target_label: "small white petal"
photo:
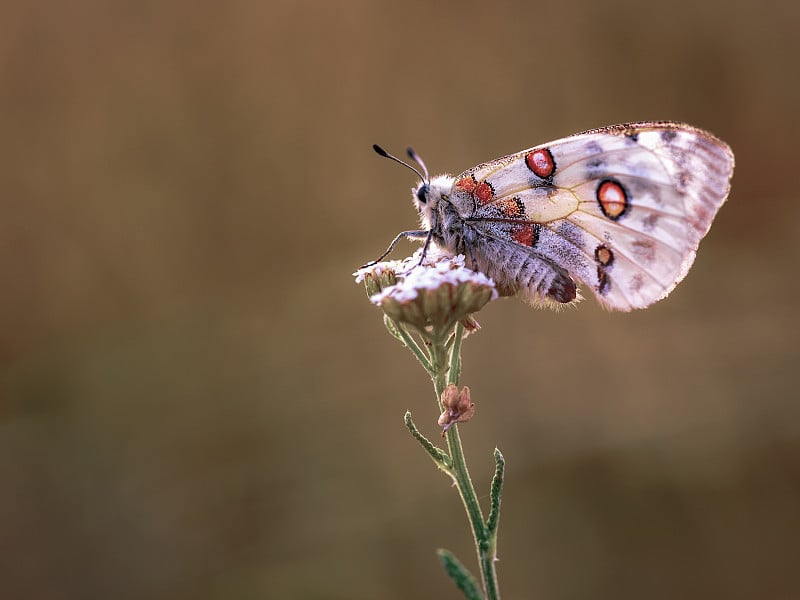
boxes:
[364,250,498,306]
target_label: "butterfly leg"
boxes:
[416,230,435,266]
[361,230,430,268]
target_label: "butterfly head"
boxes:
[412,175,453,227]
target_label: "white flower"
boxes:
[355,249,497,334]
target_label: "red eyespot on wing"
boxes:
[525,148,556,179]
[594,244,615,295]
[595,244,614,266]
[596,179,629,220]
[511,224,539,247]
[497,197,525,218]
[474,181,494,205]
[455,176,477,193]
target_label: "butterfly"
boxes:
[368,121,734,311]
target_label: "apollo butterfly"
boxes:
[368,122,734,311]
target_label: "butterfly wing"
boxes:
[451,122,734,310]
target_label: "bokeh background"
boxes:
[1,1,798,599]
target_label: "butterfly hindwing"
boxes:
[451,122,734,310]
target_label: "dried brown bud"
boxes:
[438,384,475,435]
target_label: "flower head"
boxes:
[355,249,497,336]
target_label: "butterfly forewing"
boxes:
[452,122,734,310]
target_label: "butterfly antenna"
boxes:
[406,147,429,183]
[373,144,427,182]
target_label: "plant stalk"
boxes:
[429,324,500,600]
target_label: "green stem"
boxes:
[445,422,499,600]
[430,325,500,600]
[448,323,464,386]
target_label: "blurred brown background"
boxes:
[1,1,798,599]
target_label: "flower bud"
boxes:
[438,384,475,434]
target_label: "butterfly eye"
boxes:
[416,184,429,204]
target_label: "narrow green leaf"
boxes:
[437,548,483,600]
[385,316,433,373]
[404,411,452,469]
[486,448,505,535]
[383,314,405,342]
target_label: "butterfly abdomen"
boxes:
[468,233,577,305]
